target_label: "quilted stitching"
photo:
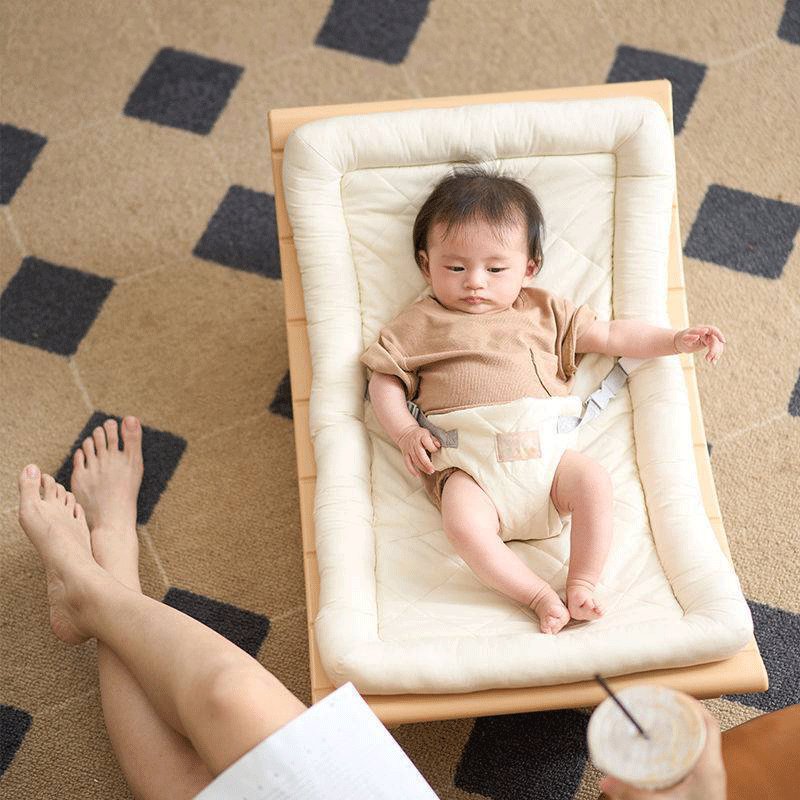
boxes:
[283,97,753,693]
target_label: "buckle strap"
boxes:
[408,357,644,441]
[556,357,644,434]
[407,401,459,448]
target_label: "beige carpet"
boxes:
[1,1,798,798]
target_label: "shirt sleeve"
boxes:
[555,297,598,381]
[360,325,419,401]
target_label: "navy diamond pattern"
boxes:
[0,123,47,204]
[269,370,293,419]
[193,186,280,277]
[3,5,800,799]
[124,47,243,135]
[725,599,800,712]
[316,0,431,65]
[684,185,800,279]
[0,257,114,356]
[455,709,589,799]
[163,587,270,658]
[778,0,800,43]
[606,45,706,134]
[789,371,800,416]
[54,412,187,525]
[0,704,32,776]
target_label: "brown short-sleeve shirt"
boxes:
[360,287,598,509]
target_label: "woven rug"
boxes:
[2,1,798,797]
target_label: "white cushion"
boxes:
[282,97,753,694]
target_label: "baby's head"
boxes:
[413,166,545,314]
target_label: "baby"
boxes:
[361,167,725,634]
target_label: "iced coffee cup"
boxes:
[587,685,707,791]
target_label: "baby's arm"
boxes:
[369,372,419,443]
[577,321,726,364]
[368,372,440,477]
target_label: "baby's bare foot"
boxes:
[529,586,571,635]
[566,582,603,621]
[70,417,143,578]
[17,465,98,645]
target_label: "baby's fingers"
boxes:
[703,324,726,344]
[415,443,435,474]
[706,336,725,364]
[404,453,420,478]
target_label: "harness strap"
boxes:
[556,356,644,434]
[406,401,459,448]
[406,356,644,445]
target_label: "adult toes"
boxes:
[18,465,42,511]
[42,473,57,501]
[103,418,119,450]
[72,447,85,471]
[82,435,96,463]
[65,491,76,511]
[92,426,107,457]
[120,416,143,459]
[55,483,66,503]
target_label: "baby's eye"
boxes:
[488,267,507,273]
[446,266,465,272]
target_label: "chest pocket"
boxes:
[530,350,567,397]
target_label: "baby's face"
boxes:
[418,217,539,314]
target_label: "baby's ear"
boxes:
[527,258,541,277]
[417,250,431,278]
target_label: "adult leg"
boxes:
[440,469,570,634]
[17,463,307,782]
[72,417,214,799]
[550,449,613,620]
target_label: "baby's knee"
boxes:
[575,457,612,499]
[553,451,612,511]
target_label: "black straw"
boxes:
[594,674,650,740]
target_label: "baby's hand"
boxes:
[674,325,726,365]
[396,424,441,478]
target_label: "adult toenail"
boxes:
[126,417,139,430]
[26,465,39,478]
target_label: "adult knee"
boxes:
[202,663,271,727]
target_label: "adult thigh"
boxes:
[193,665,308,777]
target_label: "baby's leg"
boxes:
[441,469,570,635]
[550,449,613,621]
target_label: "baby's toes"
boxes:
[569,593,602,621]
[540,605,569,634]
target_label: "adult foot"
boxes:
[70,417,143,578]
[529,586,571,635]
[566,582,603,621]
[17,465,98,645]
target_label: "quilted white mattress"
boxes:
[281,97,753,694]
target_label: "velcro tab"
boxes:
[495,430,541,462]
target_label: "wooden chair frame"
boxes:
[268,79,768,725]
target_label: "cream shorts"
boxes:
[194,682,439,800]
[427,395,582,542]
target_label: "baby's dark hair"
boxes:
[412,165,545,271]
